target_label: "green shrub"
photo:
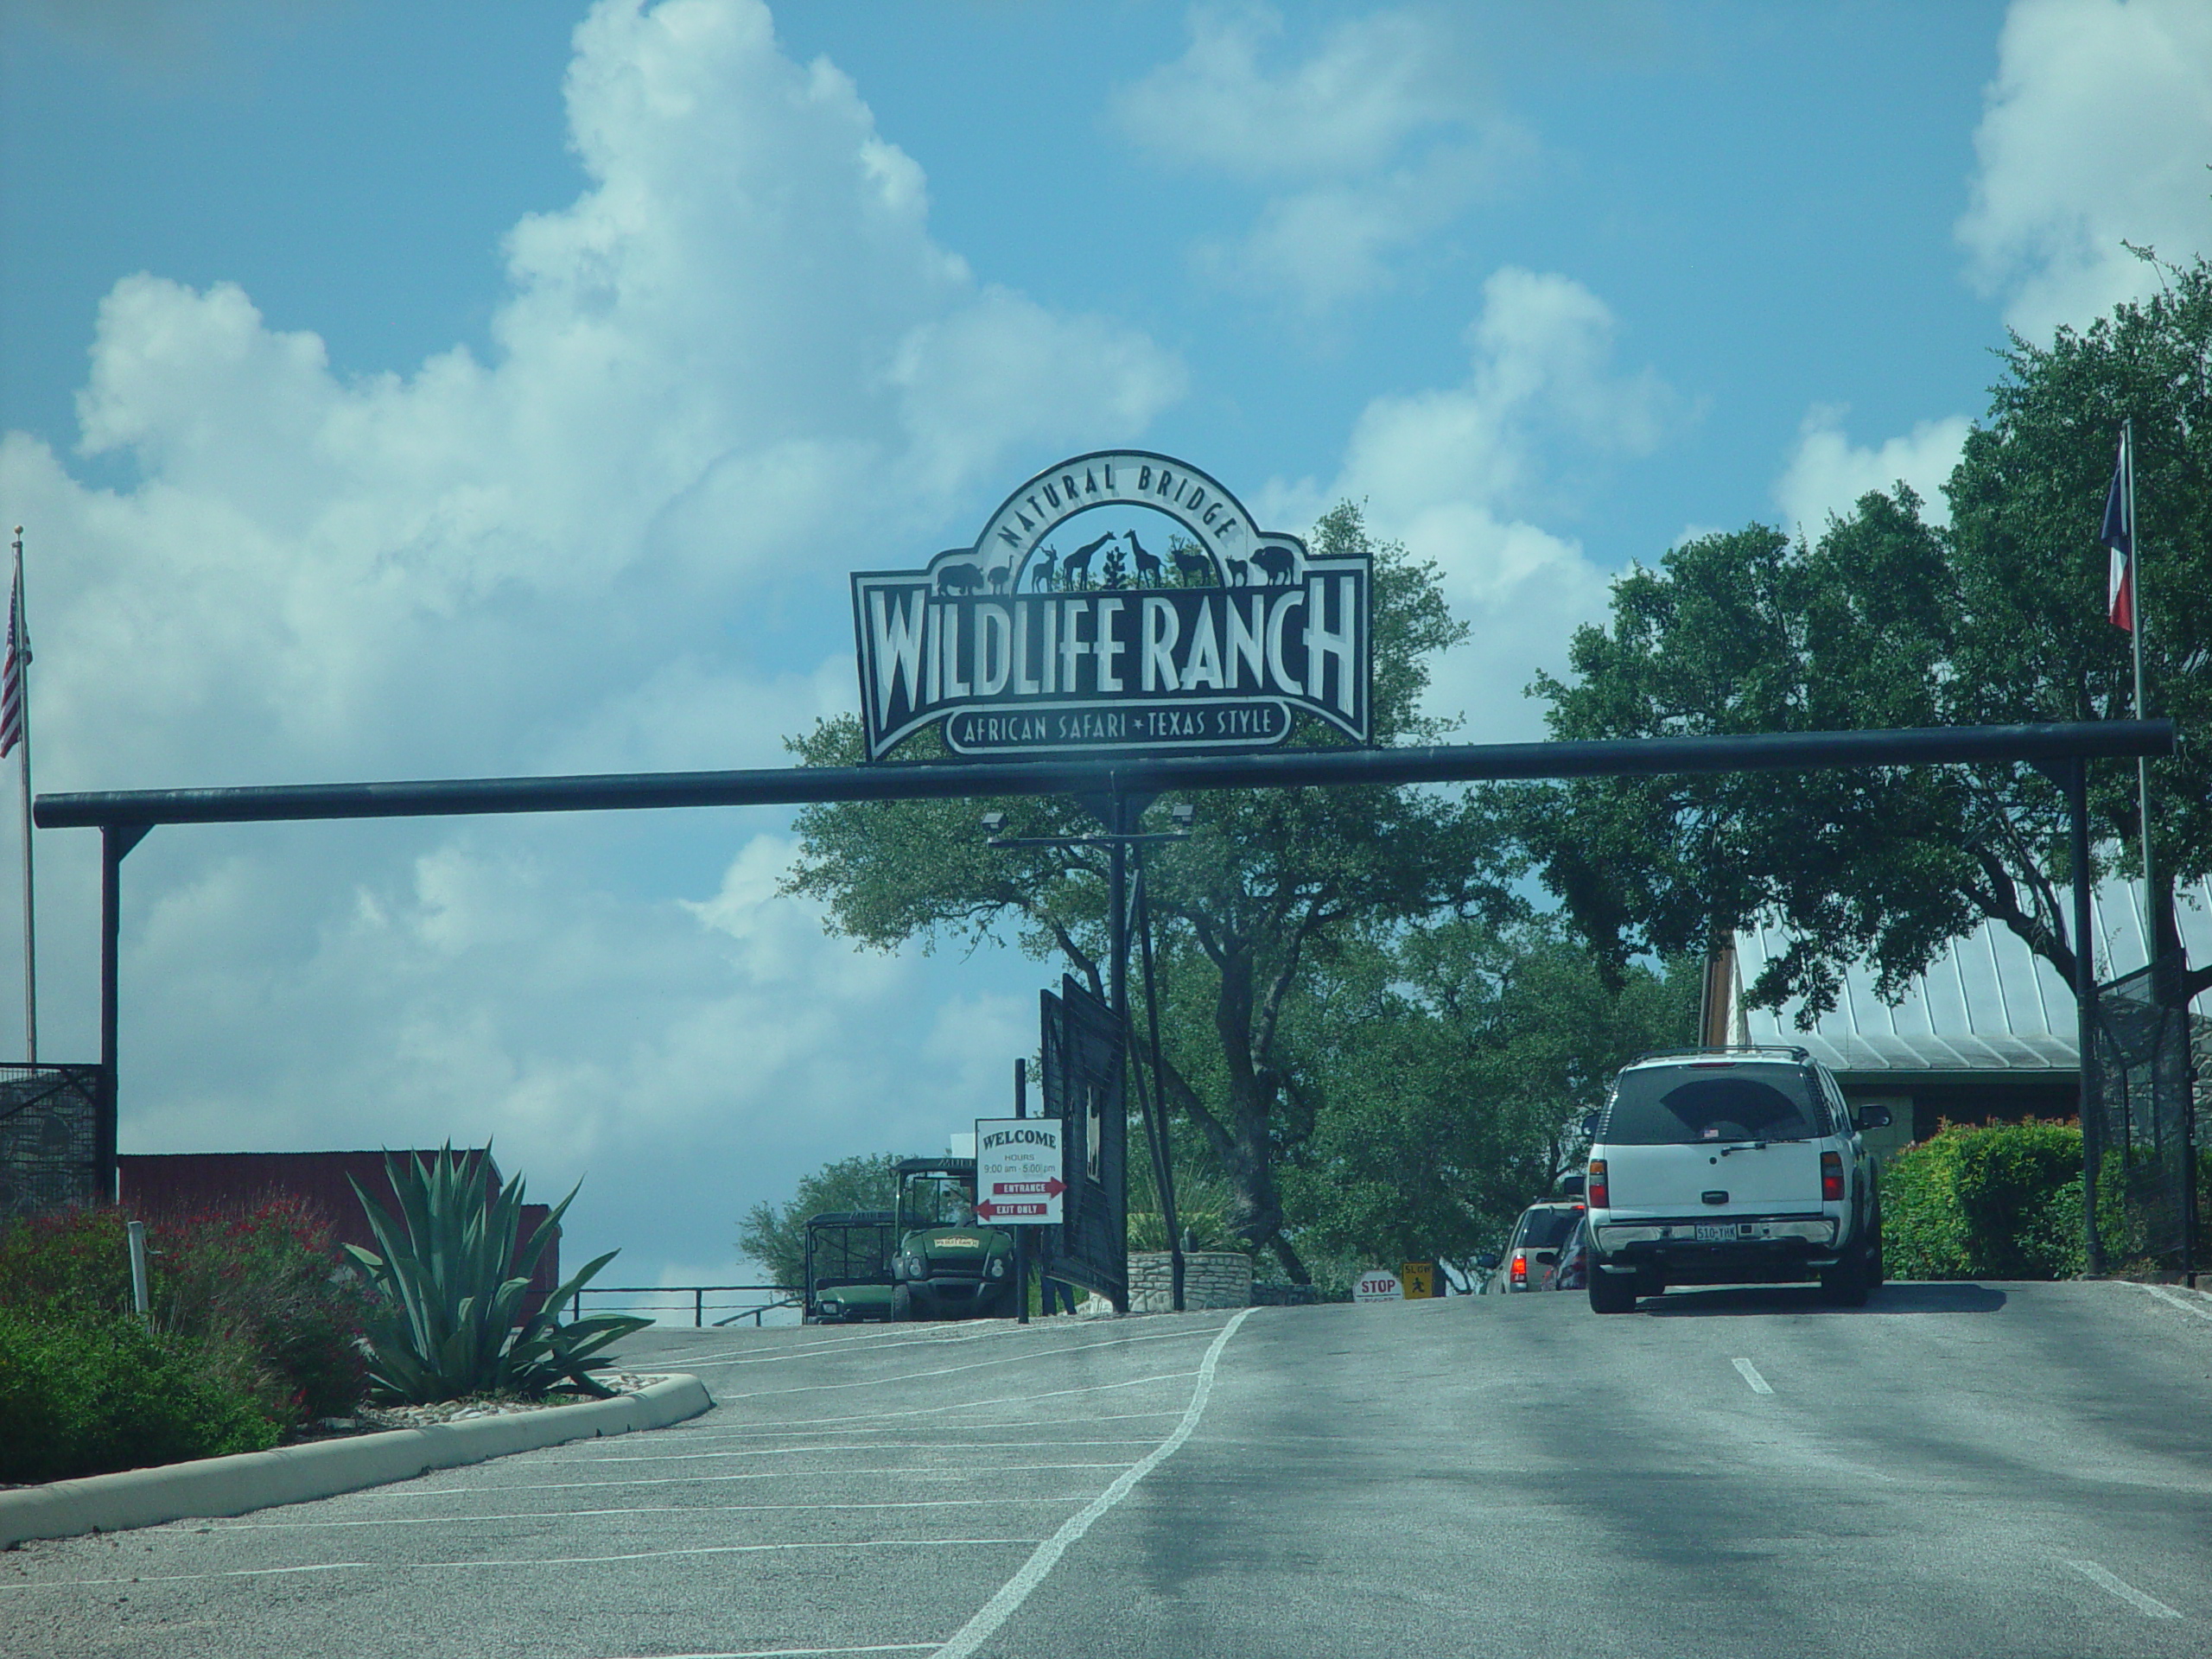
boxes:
[0,1198,372,1431]
[1881,1121,2088,1281]
[0,1308,280,1482]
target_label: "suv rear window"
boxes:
[1602,1064,1826,1146]
[1516,1207,1582,1249]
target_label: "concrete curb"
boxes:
[0,1372,713,1549]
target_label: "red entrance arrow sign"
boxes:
[990,1178,1067,1198]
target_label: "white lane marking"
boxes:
[645,1410,1183,1444]
[0,1538,1041,1593]
[534,1438,1160,1467]
[1732,1358,1774,1395]
[599,1645,939,1658]
[383,1462,1136,1497]
[672,1326,1009,1367]
[715,1325,1221,1401]
[2065,1560,2183,1618]
[931,1307,1253,1659]
[183,1496,1094,1531]
[2133,1283,2212,1325]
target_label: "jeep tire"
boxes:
[891,1283,914,1322]
[1820,1248,1871,1307]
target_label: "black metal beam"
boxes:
[32,720,2178,832]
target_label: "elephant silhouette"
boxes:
[1170,545,1214,582]
[1127,531,1163,586]
[1224,557,1249,587]
[987,563,1010,593]
[938,562,984,595]
[1060,531,1116,587]
[1251,545,1295,585]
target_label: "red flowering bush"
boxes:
[0,1197,372,1445]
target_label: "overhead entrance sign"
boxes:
[853,451,1370,761]
[973,1117,1065,1224]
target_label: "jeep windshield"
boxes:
[1602,1065,1826,1145]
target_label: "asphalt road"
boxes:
[3,1279,2208,1657]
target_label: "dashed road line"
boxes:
[1731,1357,1774,1395]
[2065,1560,2183,1618]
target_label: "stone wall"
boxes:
[1128,1249,1253,1313]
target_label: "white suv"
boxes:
[1582,1046,1887,1313]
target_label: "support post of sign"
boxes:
[1012,1056,1029,1325]
[1134,852,1184,1312]
[97,822,149,1203]
[1106,785,1131,1314]
[2067,758,2104,1276]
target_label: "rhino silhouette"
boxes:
[1251,545,1295,585]
[938,562,985,595]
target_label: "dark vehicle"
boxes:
[1482,1201,1587,1293]
[890,1157,1019,1319]
[803,1209,897,1324]
[1584,1046,1887,1312]
[1550,1216,1590,1291]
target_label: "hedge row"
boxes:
[1881,1119,2212,1281]
[0,1198,372,1481]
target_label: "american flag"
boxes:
[2100,432,2133,632]
[0,541,26,760]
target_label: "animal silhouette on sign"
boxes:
[1029,548,1058,590]
[1170,545,1214,583]
[1251,545,1295,585]
[938,562,984,595]
[987,563,1010,593]
[1224,557,1249,587]
[1127,531,1163,586]
[1059,531,1116,587]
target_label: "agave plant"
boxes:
[346,1145,649,1404]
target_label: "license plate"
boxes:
[1694,1224,1737,1242]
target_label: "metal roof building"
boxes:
[1722,877,2211,1151]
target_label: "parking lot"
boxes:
[3,1281,2208,1657]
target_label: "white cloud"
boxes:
[1116,4,1532,312]
[1287,267,1676,737]
[0,0,1182,1280]
[1772,405,1971,534]
[1958,0,2212,339]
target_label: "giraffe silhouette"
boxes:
[1060,531,1116,587]
[1127,530,1163,586]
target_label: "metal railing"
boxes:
[569,1283,800,1328]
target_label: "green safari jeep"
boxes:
[803,1209,898,1324]
[890,1157,1019,1320]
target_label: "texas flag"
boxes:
[2100,434,2133,632]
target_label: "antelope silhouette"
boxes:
[1029,548,1058,590]
[1127,531,1163,586]
[1170,545,1213,582]
[1252,545,1295,585]
[1060,531,1116,587]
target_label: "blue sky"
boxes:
[2,0,2207,1287]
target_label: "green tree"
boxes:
[1525,253,2212,1012]
[739,1152,908,1290]
[1277,918,1698,1277]
[783,505,1513,1281]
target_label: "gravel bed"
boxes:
[305,1371,666,1436]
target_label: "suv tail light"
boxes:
[1510,1249,1529,1287]
[1587,1159,1609,1209]
[1821,1150,1845,1202]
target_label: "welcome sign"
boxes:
[852,451,1370,760]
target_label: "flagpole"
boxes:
[10,528,33,1064]
[2121,421,2158,970]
